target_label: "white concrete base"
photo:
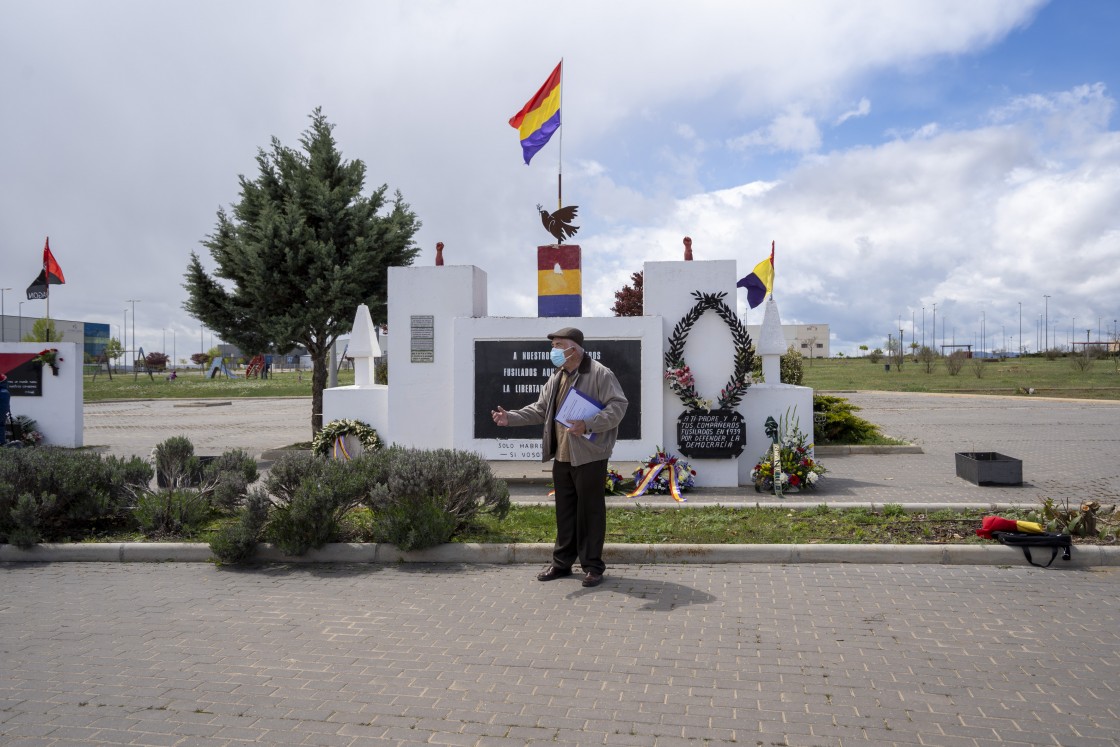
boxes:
[321,384,388,437]
[1,341,82,447]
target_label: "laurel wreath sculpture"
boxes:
[312,418,383,457]
[665,291,755,412]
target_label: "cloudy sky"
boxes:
[2,0,1119,357]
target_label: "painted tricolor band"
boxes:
[537,245,581,317]
[509,62,562,165]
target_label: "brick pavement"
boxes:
[1,562,1118,747]
[11,393,1120,746]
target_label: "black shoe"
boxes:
[581,572,604,587]
[537,565,572,582]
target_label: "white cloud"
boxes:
[727,109,823,154]
[0,0,1079,358]
[835,97,872,125]
[587,85,1120,353]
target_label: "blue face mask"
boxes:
[550,347,568,367]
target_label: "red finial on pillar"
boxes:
[683,236,693,261]
[435,241,444,266]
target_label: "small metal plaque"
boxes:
[410,315,434,363]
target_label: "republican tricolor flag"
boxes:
[26,237,66,300]
[737,241,774,309]
[509,61,562,165]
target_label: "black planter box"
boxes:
[955,452,1022,486]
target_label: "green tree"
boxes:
[103,337,123,363]
[21,318,58,342]
[183,109,420,433]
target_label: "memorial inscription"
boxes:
[676,409,746,458]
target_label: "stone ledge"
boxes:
[815,444,922,455]
[3,541,1116,567]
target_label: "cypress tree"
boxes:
[184,108,420,434]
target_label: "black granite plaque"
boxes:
[676,409,746,458]
[2,359,43,397]
[474,339,641,440]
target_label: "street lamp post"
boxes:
[1043,295,1050,352]
[922,306,926,350]
[127,299,141,372]
[932,303,937,355]
[0,288,11,342]
[1071,317,1076,351]
[1018,301,1022,355]
[18,301,25,339]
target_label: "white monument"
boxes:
[323,259,814,487]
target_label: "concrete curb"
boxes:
[2,542,1117,567]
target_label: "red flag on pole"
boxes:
[27,237,65,300]
[44,237,65,284]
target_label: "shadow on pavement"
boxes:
[571,575,717,611]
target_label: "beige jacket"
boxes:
[505,352,628,466]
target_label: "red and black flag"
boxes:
[26,237,66,300]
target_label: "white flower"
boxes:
[807,471,819,484]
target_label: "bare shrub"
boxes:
[945,351,965,376]
[1071,353,1094,372]
[918,346,935,373]
[970,356,985,378]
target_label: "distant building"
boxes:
[0,314,110,361]
[745,323,830,359]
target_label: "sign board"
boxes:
[0,355,43,397]
[473,339,642,440]
[676,409,746,458]
[410,315,434,363]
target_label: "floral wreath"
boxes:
[628,447,696,503]
[665,291,754,412]
[312,418,382,458]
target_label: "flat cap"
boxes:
[546,327,584,347]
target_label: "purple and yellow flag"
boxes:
[509,61,562,165]
[737,241,774,309]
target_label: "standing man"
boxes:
[492,328,628,587]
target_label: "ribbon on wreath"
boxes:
[627,463,686,503]
[333,435,352,461]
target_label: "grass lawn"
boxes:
[82,355,1119,403]
[802,355,1120,399]
[83,367,351,401]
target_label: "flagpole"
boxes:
[771,240,776,301]
[44,237,51,342]
[557,58,564,212]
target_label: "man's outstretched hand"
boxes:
[491,406,509,427]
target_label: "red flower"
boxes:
[789,474,801,487]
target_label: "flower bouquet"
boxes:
[630,446,696,502]
[34,348,62,375]
[605,465,628,495]
[664,363,713,412]
[751,409,826,494]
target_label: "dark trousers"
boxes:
[551,459,608,575]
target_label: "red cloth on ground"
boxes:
[976,516,1018,539]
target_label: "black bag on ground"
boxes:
[991,531,1072,568]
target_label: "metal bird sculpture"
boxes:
[537,204,580,244]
